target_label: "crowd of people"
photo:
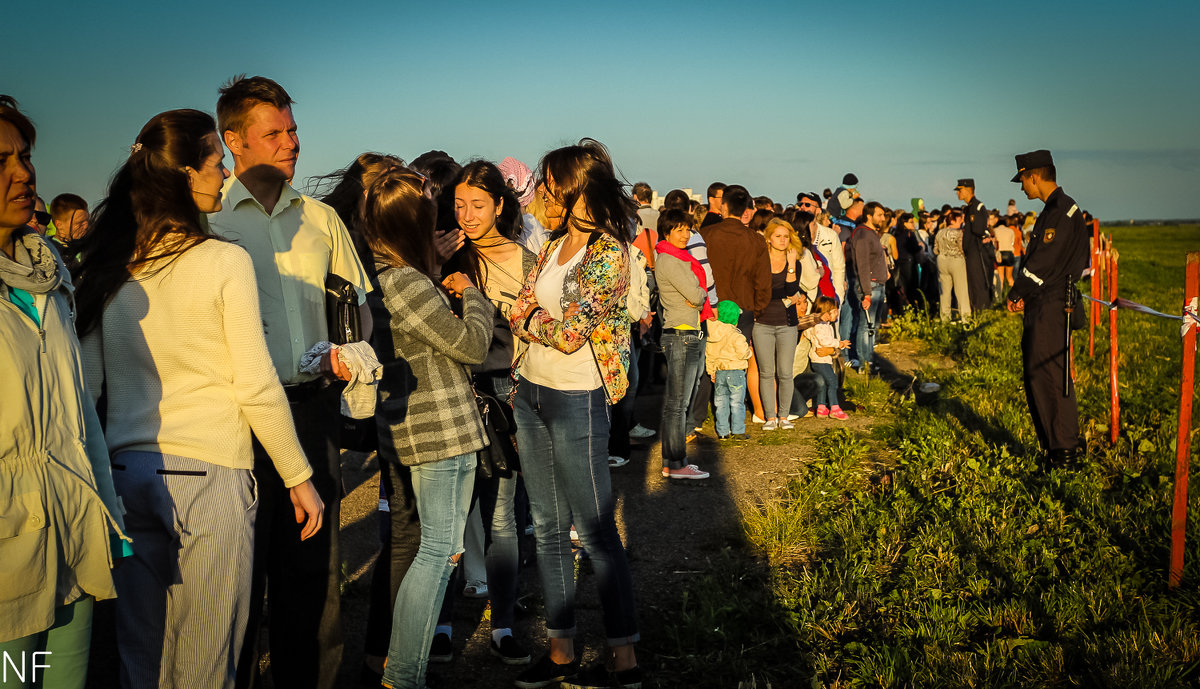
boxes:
[1,75,1083,689]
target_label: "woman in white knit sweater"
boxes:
[74,109,323,689]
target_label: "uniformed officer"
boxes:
[955,178,993,312]
[1005,150,1089,464]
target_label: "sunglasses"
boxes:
[33,210,51,225]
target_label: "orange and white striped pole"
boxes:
[1169,251,1199,588]
[1109,249,1119,445]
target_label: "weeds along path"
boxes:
[698,301,1200,689]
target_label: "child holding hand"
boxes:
[806,296,851,420]
[706,300,754,439]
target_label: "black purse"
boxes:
[325,273,360,345]
[325,274,378,452]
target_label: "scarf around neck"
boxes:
[0,228,63,295]
[655,239,714,321]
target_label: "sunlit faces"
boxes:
[867,207,886,230]
[768,226,790,251]
[665,222,691,249]
[226,104,299,181]
[797,197,820,214]
[1020,172,1038,200]
[186,132,230,214]
[454,183,502,241]
[0,120,36,232]
[821,308,838,322]
[955,186,971,202]
[539,178,566,221]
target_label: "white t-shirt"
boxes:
[993,225,1016,253]
[522,241,603,391]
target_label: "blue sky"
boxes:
[10,0,1200,221]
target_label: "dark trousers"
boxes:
[964,242,993,312]
[238,387,343,689]
[363,449,421,658]
[1022,297,1080,451]
[609,328,640,459]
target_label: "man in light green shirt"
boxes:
[207,75,369,689]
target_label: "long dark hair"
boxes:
[312,152,406,231]
[539,138,635,244]
[442,160,522,287]
[359,167,439,283]
[75,109,220,336]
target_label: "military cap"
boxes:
[953,178,975,190]
[1011,149,1054,182]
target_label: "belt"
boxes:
[283,378,328,403]
[662,326,707,335]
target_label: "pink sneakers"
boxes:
[667,464,710,480]
[830,406,849,420]
[816,405,829,418]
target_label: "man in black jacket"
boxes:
[1006,150,1089,465]
[956,178,993,312]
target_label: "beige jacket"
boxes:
[705,319,752,377]
[1,235,128,642]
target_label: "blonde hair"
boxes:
[763,218,804,255]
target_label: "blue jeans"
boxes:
[382,452,475,689]
[836,292,854,362]
[851,281,887,367]
[513,382,639,645]
[713,369,747,436]
[812,362,839,407]
[661,329,704,469]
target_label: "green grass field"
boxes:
[666,225,1200,688]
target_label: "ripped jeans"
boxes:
[381,452,475,689]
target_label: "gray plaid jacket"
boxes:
[372,264,492,465]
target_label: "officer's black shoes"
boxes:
[1041,447,1082,468]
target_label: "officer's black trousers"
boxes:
[1021,297,1080,451]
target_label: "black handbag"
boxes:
[325,274,378,452]
[474,380,520,479]
[325,273,360,345]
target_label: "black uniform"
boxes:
[1007,186,1089,452]
[963,196,992,312]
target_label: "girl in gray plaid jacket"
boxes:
[361,166,494,689]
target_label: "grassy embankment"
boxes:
[665,225,1200,688]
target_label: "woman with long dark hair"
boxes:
[73,108,323,688]
[363,167,493,689]
[0,95,128,689]
[508,139,642,689]
[427,160,537,664]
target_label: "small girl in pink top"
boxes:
[805,296,850,419]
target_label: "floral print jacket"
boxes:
[509,231,631,403]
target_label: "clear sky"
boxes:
[10,0,1200,221]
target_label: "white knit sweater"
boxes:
[82,240,312,487]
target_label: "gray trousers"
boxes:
[752,323,799,419]
[111,452,257,689]
[938,255,972,322]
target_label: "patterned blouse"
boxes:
[509,231,632,403]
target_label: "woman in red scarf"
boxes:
[653,210,711,480]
